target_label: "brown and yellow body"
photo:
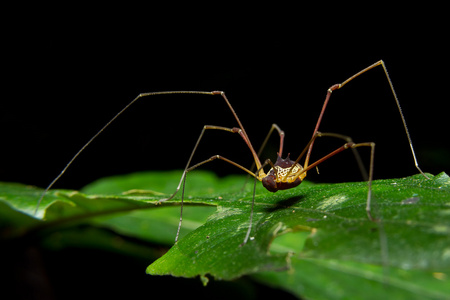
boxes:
[261,155,306,192]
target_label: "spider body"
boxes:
[261,154,305,192]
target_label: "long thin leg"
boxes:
[287,131,367,183]
[177,152,268,245]
[239,124,285,238]
[257,124,285,158]
[302,132,369,181]
[304,60,428,179]
[175,153,256,242]
[295,135,376,220]
[212,91,263,173]
[157,124,258,242]
[246,123,284,177]
[160,125,258,205]
[241,159,272,246]
[35,91,215,214]
[295,132,389,267]
[35,91,263,215]
[34,89,265,245]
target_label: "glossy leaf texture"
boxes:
[1,171,449,299]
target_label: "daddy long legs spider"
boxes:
[35,60,428,246]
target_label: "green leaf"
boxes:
[146,172,450,298]
[1,171,450,299]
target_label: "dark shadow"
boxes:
[264,195,306,213]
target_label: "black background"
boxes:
[4,31,449,189]
[2,7,450,299]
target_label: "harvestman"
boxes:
[35,60,428,245]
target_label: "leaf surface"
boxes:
[1,171,449,298]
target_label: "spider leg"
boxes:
[306,132,369,180]
[295,136,376,220]
[304,60,428,179]
[244,124,284,186]
[241,158,273,246]
[257,124,285,159]
[159,124,262,243]
[35,91,215,215]
[35,91,264,215]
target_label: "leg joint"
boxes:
[211,91,224,95]
[327,83,342,93]
[345,142,356,148]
